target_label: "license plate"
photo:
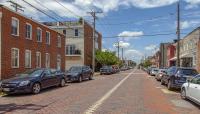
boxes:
[3,88,10,92]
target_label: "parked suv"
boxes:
[161,66,198,90]
[181,75,200,106]
[66,66,93,82]
[100,66,114,75]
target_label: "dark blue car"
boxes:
[0,69,67,94]
[161,66,198,90]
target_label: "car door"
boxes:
[50,70,61,86]
[188,76,200,101]
[41,69,52,88]
[82,67,88,79]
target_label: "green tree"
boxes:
[141,59,152,68]
[96,50,119,66]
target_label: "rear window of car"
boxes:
[179,69,198,76]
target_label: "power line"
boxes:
[34,0,66,21]
[53,0,82,18]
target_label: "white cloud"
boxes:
[118,31,144,37]
[145,44,157,51]
[180,20,200,29]
[124,49,143,60]
[118,31,144,41]
[113,41,130,48]
[0,0,181,21]
[184,0,200,9]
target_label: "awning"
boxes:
[169,57,177,61]
[180,53,193,58]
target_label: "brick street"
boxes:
[0,69,199,114]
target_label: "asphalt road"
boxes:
[0,69,199,114]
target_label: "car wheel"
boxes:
[60,79,65,87]
[89,74,93,80]
[167,80,173,90]
[78,76,82,82]
[181,88,187,99]
[161,79,165,85]
[32,83,41,94]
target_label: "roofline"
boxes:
[0,5,65,37]
[181,26,200,40]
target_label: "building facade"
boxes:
[44,20,102,70]
[179,27,200,69]
[0,6,65,80]
[159,43,170,68]
[167,44,176,67]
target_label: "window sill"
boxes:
[11,34,19,37]
[11,66,19,69]
[26,38,32,40]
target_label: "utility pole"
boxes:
[87,11,103,73]
[118,41,120,59]
[7,0,24,12]
[176,0,180,67]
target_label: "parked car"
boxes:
[112,66,120,73]
[66,66,93,82]
[120,66,128,71]
[181,75,200,105]
[150,68,159,76]
[147,66,156,74]
[100,66,114,75]
[0,69,67,94]
[161,66,198,90]
[155,69,167,81]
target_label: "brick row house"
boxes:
[0,5,65,80]
[152,27,200,72]
[44,20,102,70]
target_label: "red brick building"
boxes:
[167,44,176,67]
[0,6,65,80]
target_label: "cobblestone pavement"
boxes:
[0,69,199,114]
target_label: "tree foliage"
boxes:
[141,59,152,68]
[96,50,119,65]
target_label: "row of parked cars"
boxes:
[0,66,93,95]
[100,65,132,75]
[145,66,200,106]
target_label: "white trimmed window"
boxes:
[57,54,61,70]
[11,17,19,36]
[11,48,19,68]
[57,35,61,48]
[25,50,31,68]
[46,31,50,45]
[45,53,50,68]
[36,52,41,68]
[37,28,42,42]
[25,23,32,39]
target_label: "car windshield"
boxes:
[16,69,44,77]
[69,67,82,72]
[102,66,111,69]
[180,69,198,76]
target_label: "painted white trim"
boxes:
[11,17,19,36]
[25,23,32,40]
[46,31,50,45]
[36,51,41,68]
[25,50,32,68]
[11,48,19,68]
[57,35,61,48]
[45,53,50,68]
[36,27,42,42]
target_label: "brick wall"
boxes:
[84,22,102,68]
[0,7,65,79]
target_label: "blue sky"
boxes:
[1,0,200,62]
